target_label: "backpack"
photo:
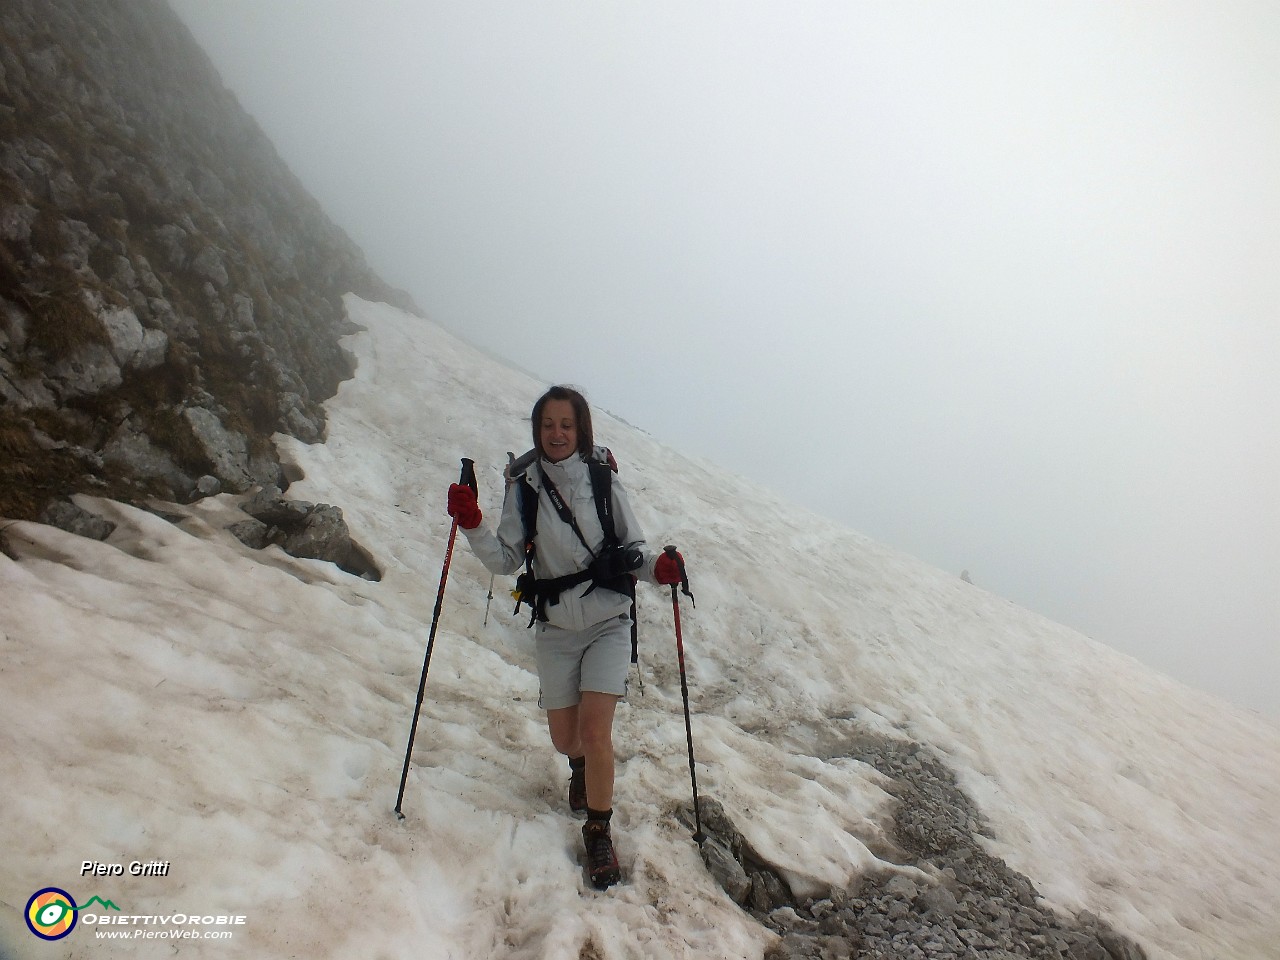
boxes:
[509,446,641,663]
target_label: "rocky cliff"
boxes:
[0,0,417,522]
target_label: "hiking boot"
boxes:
[568,757,587,814]
[582,819,621,890]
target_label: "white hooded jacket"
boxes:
[463,453,660,632]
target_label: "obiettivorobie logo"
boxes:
[25,887,246,942]
[25,888,121,941]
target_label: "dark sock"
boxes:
[586,807,612,823]
[569,755,586,771]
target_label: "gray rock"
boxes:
[766,932,849,960]
[277,503,349,563]
[339,536,380,581]
[191,245,229,287]
[132,328,168,370]
[808,899,835,920]
[227,518,270,550]
[1100,932,1147,960]
[230,293,254,329]
[49,342,123,398]
[697,797,744,850]
[281,394,323,442]
[152,224,189,269]
[0,202,38,243]
[100,304,145,366]
[750,870,794,914]
[959,928,994,949]
[101,420,196,498]
[767,906,804,933]
[701,837,750,904]
[0,363,57,409]
[147,297,196,342]
[246,450,285,489]
[48,167,80,209]
[919,885,959,919]
[884,876,919,901]
[1067,941,1109,960]
[242,486,311,526]
[38,498,115,540]
[25,46,62,83]
[0,297,29,353]
[110,254,138,291]
[56,219,95,272]
[182,407,251,491]
[134,256,165,298]
[229,492,380,579]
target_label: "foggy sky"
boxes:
[168,1,1279,718]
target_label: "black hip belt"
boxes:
[515,567,636,624]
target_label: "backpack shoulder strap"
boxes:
[587,457,617,547]
[512,475,541,625]
[516,474,538,550]
[585,454,637,665]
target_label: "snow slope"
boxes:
[2,296,1277,960]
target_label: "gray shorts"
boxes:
[536,615,632,710]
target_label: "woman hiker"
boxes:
[446,385,687,889]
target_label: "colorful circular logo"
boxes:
[25,887,78,941]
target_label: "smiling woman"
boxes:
[445,383,690,889]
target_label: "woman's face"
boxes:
[539,399,579,462]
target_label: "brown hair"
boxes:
[531,385,594,459]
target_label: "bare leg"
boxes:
[546,693,619,810]
[577,691,619,811]
[546,705,582,759]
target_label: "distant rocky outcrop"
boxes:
[0,0,418,524]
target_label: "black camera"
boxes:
[590,545,644,581]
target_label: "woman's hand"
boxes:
[655,548,685,585]
[447,484,482,530]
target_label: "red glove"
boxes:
[655,549,685,585]
[447,483,482,529]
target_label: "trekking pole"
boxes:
[483,453,516,627]
[395,458,477,819]
[632,591,644,696]
[664,545,705,844]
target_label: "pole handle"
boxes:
[663,545,695,606]
[459,458,477,493]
